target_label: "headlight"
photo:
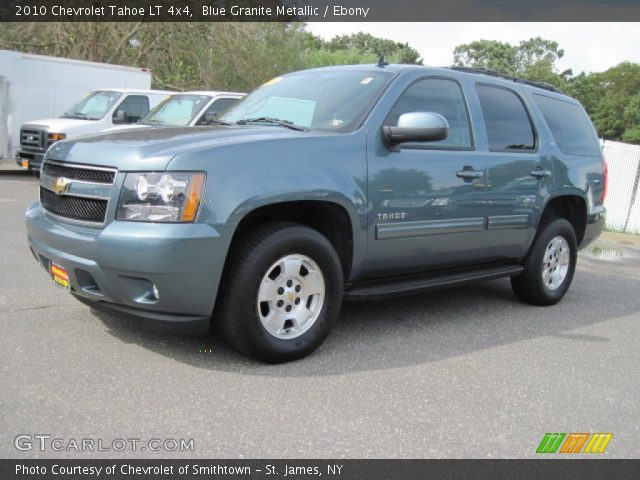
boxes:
[116,172,205,222]
[48,133,66,141]
[47,133,66,148]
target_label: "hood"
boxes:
[45,126,326,171]
[102,124,149,133]
[22,118,101,135]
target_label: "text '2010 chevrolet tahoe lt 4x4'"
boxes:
[26,64,606,363]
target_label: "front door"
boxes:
[365,77,489,277]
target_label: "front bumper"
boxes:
[17,149,45,171]
[26,202,231,335]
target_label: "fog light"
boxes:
[152,284,160,301]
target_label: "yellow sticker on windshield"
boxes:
[262,77,283,86]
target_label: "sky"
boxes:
[306,23,640,74]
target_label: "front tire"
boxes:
[218,223,343,363]
[511,218,577,306]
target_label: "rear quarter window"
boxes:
[533,94,601,157]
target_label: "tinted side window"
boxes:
[197,97,241,124]
[115,95,150,123]
[476,85,535,152]
[533,94,601,157]
[386,78,472,148]
[206,98,240,116]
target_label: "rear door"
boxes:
[477,83,549,259]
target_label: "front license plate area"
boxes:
[50,261,70,289]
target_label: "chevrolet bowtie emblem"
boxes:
[53,177,71,196]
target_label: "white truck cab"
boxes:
[119,90,245,129]
[17,89,172,174]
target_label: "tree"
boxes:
[0,23,421,92]
[453,39,518,74]
[452,37,640,143]
[0,22,316,91]
[621,94,640,143]
[453,37,569,87]
[323,32,422,64]
[584,62,640,142]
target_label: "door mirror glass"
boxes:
[383,112,449,145]
[113,95,150,124]
[112,110,127,124]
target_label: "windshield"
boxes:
[219,69,395,132]
[61,91,123,120]
[142,94,211,126]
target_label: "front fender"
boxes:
[167,132,369,277]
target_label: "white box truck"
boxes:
[0,50,159,168]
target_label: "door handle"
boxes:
[530,168,551,179]
[456,166,483,181]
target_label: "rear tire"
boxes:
[217,222,343,363]
[511,218,577,306]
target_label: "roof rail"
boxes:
[449,66,563,93]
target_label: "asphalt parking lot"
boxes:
[1,172,639,459]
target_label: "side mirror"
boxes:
[113,110,127,124]
[382,112,449,146]
[204,112,216,124]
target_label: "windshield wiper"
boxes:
[61,113,100,120]
[208,118,234,126]
[507,144,534,150]
[142,119,166,126]
[61,113,89,119]
[237,117,307,131]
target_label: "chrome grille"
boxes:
[42,162,116,184]
[40,187,108,223]
[20,128,45,150]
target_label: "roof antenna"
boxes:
[377,54,389,67]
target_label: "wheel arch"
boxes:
[538,193,587,246]
[225,199,359,282]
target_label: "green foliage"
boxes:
[453,39,519,74]
[0,22,418,93]
[453,37,568,87]
[565,72,600,113]
[453,37,640,144]
[303,49,378,68]
[566,63,640,143]
[323,32,422,64]
[621,94,640,143]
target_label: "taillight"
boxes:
[601,158,608,204]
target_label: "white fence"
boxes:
[602,140,640,234]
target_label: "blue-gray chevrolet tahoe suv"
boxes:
[26,64,606,362]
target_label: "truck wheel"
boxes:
[511,218,577,306]
[218,223,343,363]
